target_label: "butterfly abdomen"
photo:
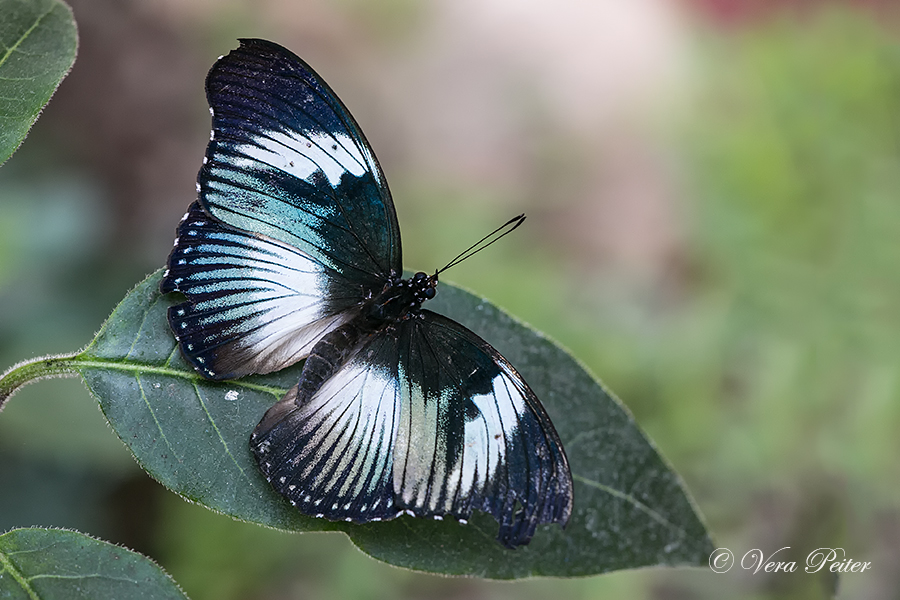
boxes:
[293,274,433,404]
[293,321,366,405]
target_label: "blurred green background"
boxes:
[2,1,899,598]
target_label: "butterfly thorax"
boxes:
[283,272,436,408]
[361,271,437,329]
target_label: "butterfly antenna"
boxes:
[435,214,526,276]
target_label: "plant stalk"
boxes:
[0,353,80,411]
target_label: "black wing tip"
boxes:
[206,39,279,96]
[218,38,291,63]
[210,38,304,79]
[205,37,322,120]
[233,38,299,66]
[236,38,289,54]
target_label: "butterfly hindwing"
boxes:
[250,309,572,547]
[394,311,572,547]
[252,331,401,522]
[200,38,401,286]
[161,202,359,379]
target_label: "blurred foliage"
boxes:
[0,0,78,165]
[3,2,900,599]
[686,8,900,507]
[652,8,900,599]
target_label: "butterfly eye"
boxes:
[423,287,436,300]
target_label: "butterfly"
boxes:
[160,39,572,548]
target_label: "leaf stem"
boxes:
[72,357,287,398]
[0,353,80,411]
[0,350,289,414]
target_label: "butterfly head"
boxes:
[411,271,437,303]
[394,271,437,314]
[364,271,437,325]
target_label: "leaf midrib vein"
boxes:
[0,547,39,600]
[0,4,55,72]
[572,473,685,537]
[73,356,285,397]
[28,572,143,583]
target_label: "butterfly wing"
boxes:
[162,39,401,378]
[250,310,573,548]
[200,38,401,286]
[161,202,360,379]
[251,329,402,522]
[393,311,573,547]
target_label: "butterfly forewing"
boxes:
[163,39,403,379]
[162,202,360,379]
[201,38,401,285]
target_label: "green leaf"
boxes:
[0,527,188,600]
[0,0,78,166]
[0,270,713,578]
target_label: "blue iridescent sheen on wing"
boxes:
[199,39,401,287]
[161,202,359,379]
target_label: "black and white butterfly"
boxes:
[160,39,572,548]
